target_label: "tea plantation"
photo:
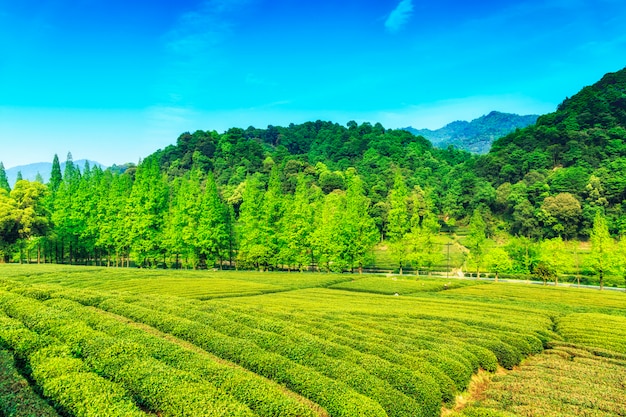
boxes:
[0,265,624,417]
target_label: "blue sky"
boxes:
[1,0,625,168]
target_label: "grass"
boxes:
[0,263,624,417]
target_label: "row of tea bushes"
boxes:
[557,312,626,355]
[0,291,256,417]
[49,289,388,417]
[0,308,147,417]
[0,347,60,417]
[117,295,442,417]
[452,344,626,416]
[41,296,318,417]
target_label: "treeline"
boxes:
[2,149,626,289]
[0,151,444,273]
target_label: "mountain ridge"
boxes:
[403,111,539,154]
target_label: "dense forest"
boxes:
[1,68,625,285]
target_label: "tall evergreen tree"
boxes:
[386,170,409,274]
[466,209,487,277]
[197,172,229,268]
[586,210,615,290]
[260,166,284,268]
[278,174,316,271]
[311,190,346,272]
[0,162,10,192]
[343,171,378,273]
[51,153,83,263]
[49,154,62,193]
[125,158,169,267]
[237,174,268,269]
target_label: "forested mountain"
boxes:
[149,121,477,217]
[476,67,626,238]
[1,68,626,282]
[404,111,539,154]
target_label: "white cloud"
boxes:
[385,0,414,33]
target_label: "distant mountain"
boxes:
[404,111,539,154]
[6,160,104,187]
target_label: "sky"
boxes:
[1,0,625,169]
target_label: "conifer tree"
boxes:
[386,170,409,274]
[198,172,229,268]
[125,158,168,267]
[343,171,378,273]
[49,154,62,193]
[587,210,615,290]
[466,209,487,278]
[237,174,267,269]
[0,162,10,192]
[311,190,346,272]
[260,166,284,268]
[278,174,316,271]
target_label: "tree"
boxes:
[10,180,49,263]
[342,171,378,273]
[616,237,626,292]
[311,190,346,272]
[125,158,169,267]
[165,171,202,268]
[538,237,568,285]
[197,172,229,268]
[505,236,538,275]
[51,153,83,264]
[0,190,18,262]
[484,246,512,282]
[0,162,10,192]
[278,174,316,271]
[259,166,284,268]
[540,192,582,238]
[406,187,442,276]
[97,171,133,266]
[386,171,409,274]
[466,209,487,277]
[237,174,269,270]
[533,261,556,285]
[586,210,615,289]
[49,154,63,193]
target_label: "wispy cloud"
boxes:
[158,1,254,106]
[385,0,414,33]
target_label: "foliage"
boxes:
[585,210,616,289]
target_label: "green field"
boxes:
[0,264,624,417]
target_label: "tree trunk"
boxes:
[600,270,604,290]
